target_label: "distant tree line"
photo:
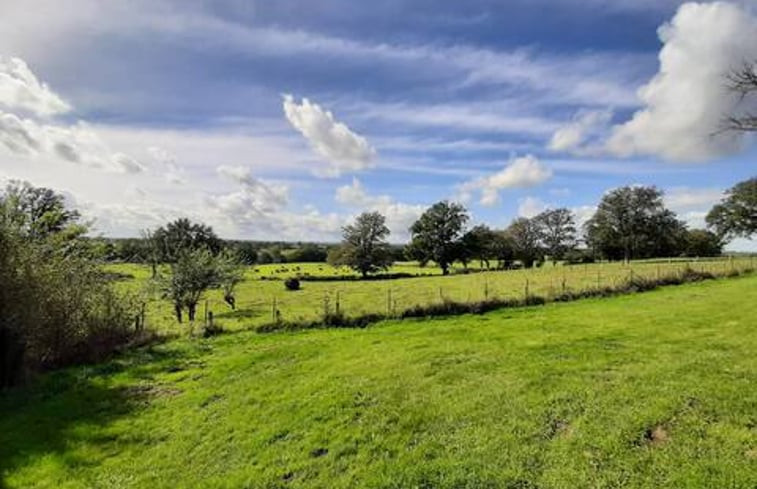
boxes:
[328,180,754,277]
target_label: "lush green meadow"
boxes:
[109,257,755,334]
[1,275,756,488]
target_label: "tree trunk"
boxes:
[188,303,197,322]
[174,304,183,323]
[441,263,450,275]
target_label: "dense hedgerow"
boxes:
[0,183,145,389]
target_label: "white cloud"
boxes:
[0,110,145,173]
[335,178,426,239]
[606,2,757,162]
[0,56,70,117]
[517,196,547,218]
[216,164,289,211]
[283,94,376,177]
[664,186,723,210]
[459,154,553,206]
[549,109,613,153]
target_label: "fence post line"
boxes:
[524,278,530,302]
[597,267,601,289]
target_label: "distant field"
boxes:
[2,275,756,488]
[107,257,755,334]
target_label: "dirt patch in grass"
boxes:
[124,383,182,399]
[644,425,669,446]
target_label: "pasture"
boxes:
[1,274,756,488]
[109,257,755,334]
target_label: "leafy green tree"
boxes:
[585,186,686,261]
[330,211,393,278]
[683,229,723,257]
[534,208,577,262]
[408,201,469,275]
[160,248,231,323]
[0,180,82,239]
[505,217,542,268]
[150,218,223,263]
[706,177,757,241]
[491,231,516,269]
[460,224,498,268]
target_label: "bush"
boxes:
[563,249,595,265]
[284,277,301,291]
[0,182,143,389]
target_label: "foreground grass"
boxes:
[2,275,757,488]
[110,257,754,334]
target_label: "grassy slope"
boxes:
[1,276,756,488]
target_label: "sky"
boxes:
[0,0,756,249]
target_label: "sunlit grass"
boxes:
[2,275,756,488]
[107,257,756,335]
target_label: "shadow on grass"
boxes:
[0,346,190,488]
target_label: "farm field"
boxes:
[108,257,755,334]
[1,274,756,488]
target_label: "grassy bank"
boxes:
[2,275,756,488]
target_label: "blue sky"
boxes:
[0,0,755,249]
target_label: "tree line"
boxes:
[330,179,755,277]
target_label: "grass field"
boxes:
[108,257,755,334]
[1,274,756,488]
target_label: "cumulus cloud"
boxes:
[283,94,376,177]
[0,110,145,173]
[664,186,724,210]
[549,109,613,153]
[459,154,553,206]
[0,56,70,117]
[517,196,548,218]
[148,146,186,184]
[606,2,757,162]
[336,178,425,239]
[216,165,289,212]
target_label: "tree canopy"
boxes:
[585,186,686,261]
[408,201,468,275]
[329,211,393,277]
[706,177,757,241]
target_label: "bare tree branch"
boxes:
[722,61,757,133]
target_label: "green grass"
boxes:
[2,275,756,488]
[108,258,754,335]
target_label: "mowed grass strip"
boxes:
[1,275,756,488]
[110,258,754,334]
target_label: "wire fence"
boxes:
[189,256,756,332]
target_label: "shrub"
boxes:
[284,277,301,291]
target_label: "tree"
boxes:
[408,201,469,275]
[491,231,516,269]
[460,225,498,268]
[585,186,686,261]
[0,180,82,239]
[533,208,577,262]
[159,247,242,323]
[706,177,757,241]
[683,229,723,257]
[505,218,542,268]
[329,211,393,278]
[723,62,757,132]
[150,218,223,263]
